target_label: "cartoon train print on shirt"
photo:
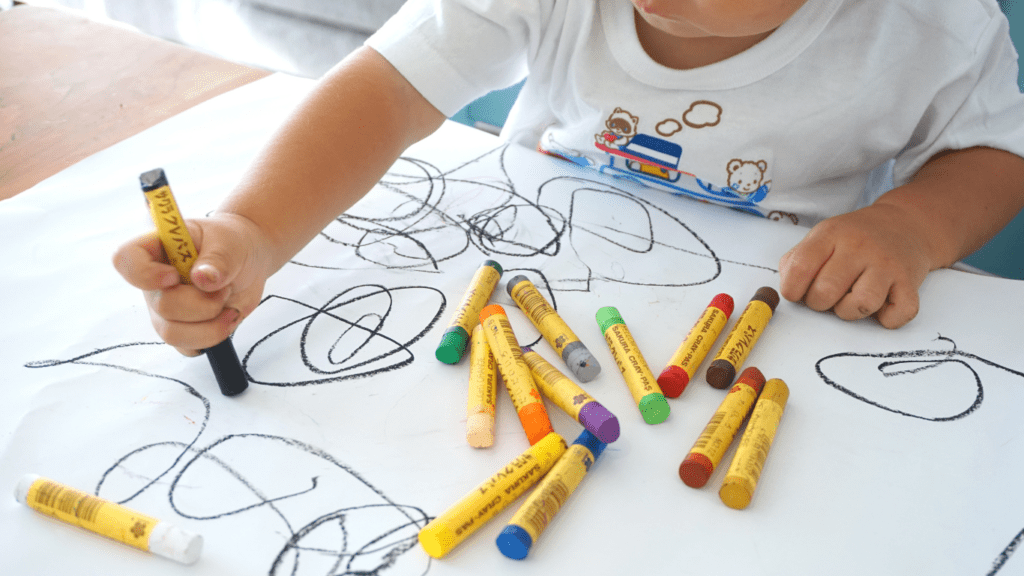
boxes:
[590,105,772,217]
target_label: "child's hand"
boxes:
[778,203,934,328]
[112,213,271,355]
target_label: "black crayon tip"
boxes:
[139,168,169,192]
[204,338,249,396]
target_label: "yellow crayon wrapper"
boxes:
[706,287,779,389]
[480,305,553,445]
[507,277,581,356]
[679,367,766,488]
[596,306,670,425]
[601,323,659,404]
[523,349,621,444]
[658,294,734,398]
[418,432,568,559]
[665,305,730,372]
[720,378,790,510]
[436,261,503,364]
[15,475,202,564]
[507,276,601,382]
[142,182,199,283]
[498,440,598,559]
[466,324,498,448]
[521,350,594,420]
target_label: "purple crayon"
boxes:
[522,348,620,443]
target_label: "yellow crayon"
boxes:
[15,474,202,564]
[466,324,498,448]
[418,432,567,559]
[496,429,607,559]
[679,367,766,488]
[479,305,554,445]
[506,275,601,382]
[657,293,734,398]
[720,378,790,509]
[139,168,247,397]
[436,260,503,364]
[141,176,198,283]
[521,348,620,443]
[595,306,670,425]
[706,287,779,389]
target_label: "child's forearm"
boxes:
[874,146,1024,271]
[219,46,447,274]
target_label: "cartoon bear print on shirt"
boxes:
[595,108,639,147]
[726,159,771,198]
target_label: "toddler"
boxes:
[114,0,1024,354]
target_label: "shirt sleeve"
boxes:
[892,7,1024,185]
[365,0,543,117]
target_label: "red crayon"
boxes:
[658,294,734,398]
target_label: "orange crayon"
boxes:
[479,305,554,445]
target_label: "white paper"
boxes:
[1,73,1022,576]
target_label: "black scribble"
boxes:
[816,335,1024,574]
[815,336,1022,422]
[26,343,431,576]
[294,144,775,290]
[242,284,446,387]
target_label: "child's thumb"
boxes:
[189,245,239,293]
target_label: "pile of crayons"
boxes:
[13,258,791,566]
[424,261,792,560]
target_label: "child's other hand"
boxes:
[112,213,271,355]
[778,203,934,329]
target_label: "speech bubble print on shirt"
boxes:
[683,101,723,129]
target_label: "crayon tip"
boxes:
[436,327,469,364]
[496,525,533,560]
[637,393,670,425]
[578,402,620,443]
[205,338,248,396]
[706,359,737,389]
[564,344,601,382]
[679,452,714,488]
[139,168,168,191]
[657,365,690,398]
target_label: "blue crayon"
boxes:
[496,429,607,559]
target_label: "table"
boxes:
[0,4,269,200]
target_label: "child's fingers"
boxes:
[184,221,246,293]
[874,282,920,329]
[802,252,864,313]
[145,284,232,323]
[832,267,893,321]
[778,236,833,304]
[173,346,203,358]
[112,232,181,290]
[148,306,242,353]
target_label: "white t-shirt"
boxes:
[367,0,1024,225]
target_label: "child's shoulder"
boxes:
[859,0,1005,41]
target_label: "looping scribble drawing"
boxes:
[295,144,774,290]
[243,284,446,387]
[816,335,1024,575]
[26,343,431,576]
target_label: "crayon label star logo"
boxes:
[130,520,148,539]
